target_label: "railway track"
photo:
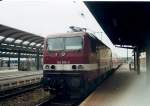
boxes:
[0,87,50,106]
[0,83,41,100]
[0,71,43,100]
[0,66,120,105]
[37,68,120,106]
[36,94,82,106]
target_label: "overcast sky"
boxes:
[0,0,132,57]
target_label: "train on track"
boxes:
[42,30,120,98]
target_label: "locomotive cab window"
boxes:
[65,36,83,50]
[47,38,64,51]
[47,36,83,51]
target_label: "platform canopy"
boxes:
[0,24,44,57]
[85,2,150,50]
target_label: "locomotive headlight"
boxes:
[51,65,56,70]
[45,65,49,69]
[78,65,84,70]
[72,65,77,70]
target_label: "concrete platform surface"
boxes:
[0,70,43,81]
[80,64,150,106]
[0,69,18,73]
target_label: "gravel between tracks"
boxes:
[0,88,50,106]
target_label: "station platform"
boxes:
[0,70,43,80]
[80,64,150,106]
[0,70,43,92]
[0,69,18,73]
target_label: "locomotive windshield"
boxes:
[48,38,64,51]
[65,37,82,50]
[47,36,83,51]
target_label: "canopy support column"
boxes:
[36,49,40,70]
[18,51,21,71]
[136,47,140,75]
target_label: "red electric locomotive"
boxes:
[43,31,117,97]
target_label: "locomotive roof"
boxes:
[46,32,86,38]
